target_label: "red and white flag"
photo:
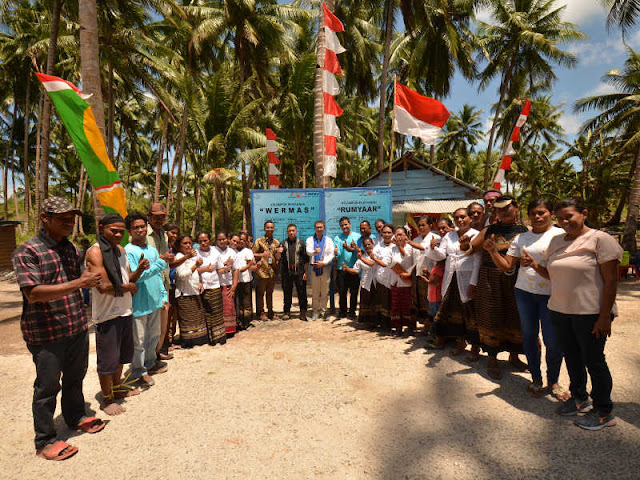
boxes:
[322,2,345,178]
[266,128,281,189]
[393,81,450,146]
[493,99,531,190]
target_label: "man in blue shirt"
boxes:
[125,212,168,387]
[334,216,361,319]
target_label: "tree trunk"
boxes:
[73,166,87,239]
[11,157,22,231]
[38,0,63,213]
[79,0,107,220]
[191,177,201,237]
[241,159,250,230]
[154,119,168,202]
[377,0,395,173]
[609,157,636,226]
[23,76,32,232]
[107,62,115,161]
[34,92,44,225]
[621,148,640,254]
[3,104,16,220]
[483,57,516,190]
[312,0,330,188]
[210,186,216,234]
[168,105,188,222]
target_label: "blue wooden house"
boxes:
[359,152,482,226]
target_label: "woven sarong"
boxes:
[235,282,253,329]
[202,287,226,345]
[221,285,237,334]
[175,294,208,348]
[391,285,414,329]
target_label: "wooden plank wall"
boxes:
[365,170,473,202]
[0,226,17,270]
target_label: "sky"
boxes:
[445,0,639,147]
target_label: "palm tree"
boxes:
[576,48,640,251]
[605,0,640,42]
[436,104,484,176]
[477,0,585,189]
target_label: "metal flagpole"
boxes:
[388,75,396,187]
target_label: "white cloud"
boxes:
[559,113,582,135]
[477,1,605,25]
[569,38,627,66]
[556,0,606,23]
[588,82,617,96]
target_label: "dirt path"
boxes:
[1,279,639,479]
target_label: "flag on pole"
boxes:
[36,73,127,217]
[266,128,281,189]
[493,99,531,190]
[393,81,450,145]
[322,2,345,178]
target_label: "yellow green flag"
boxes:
[36,73,127,217]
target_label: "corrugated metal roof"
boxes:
[393,199,477,214]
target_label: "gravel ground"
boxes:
[0,279,639,479]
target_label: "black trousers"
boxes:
[282,270,308,313]
[550,311,613,415]
[27,330,89,449]
[337,269,359,316]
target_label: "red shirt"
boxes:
[428,264,444,303]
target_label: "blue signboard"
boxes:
[250,187,392,244]
[250,189,324,242]
[323,187,393,240]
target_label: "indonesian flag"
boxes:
[393,81,450,145]
[322,2,345,178]
[36,73,127,218]
[266,128,281,189]
[493,99,531,190]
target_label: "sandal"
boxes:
[426,338,445,350]
[77,416,105,434]
[527,381,546,398]
[36,440,78,461]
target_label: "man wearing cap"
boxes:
[482,189,502,226]
[146,203,175,361]
[12,197,106,461]
[85,214,149,415]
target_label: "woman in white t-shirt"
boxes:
[523,198,622,431]
[233,232,256,329]
[389,227,415,333]
[343,238,377,325]
[407,216,440,328]
[485,199,565,398]
[372,224,395,329]
[174,235,208,348]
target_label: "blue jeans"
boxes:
[131,308,162,377]
[514,288,563,384]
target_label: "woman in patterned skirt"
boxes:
[459,195,528,379]
[196,232,227,346]
[390,227,415,333]
[371,224,395,329]
[342,238,377,325]
[174,235,209,348]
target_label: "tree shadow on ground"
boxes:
[374,357,640,480]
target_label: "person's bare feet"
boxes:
[487,357,502,379]
[101,399,126,416]
[508,353,529,372]
[466,345,480,362]
[113,387,141,399]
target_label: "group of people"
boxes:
[13,190,623,460]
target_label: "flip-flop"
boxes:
[36,440,78,461]
[425,339,445,350]
[77,416,105,434]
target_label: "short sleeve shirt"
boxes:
[507,226,564,295]
[335,232,361,269]
[147,224,169,290]
[252,236,280,279]
[546,229,623,315]
[12,231,87,345]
